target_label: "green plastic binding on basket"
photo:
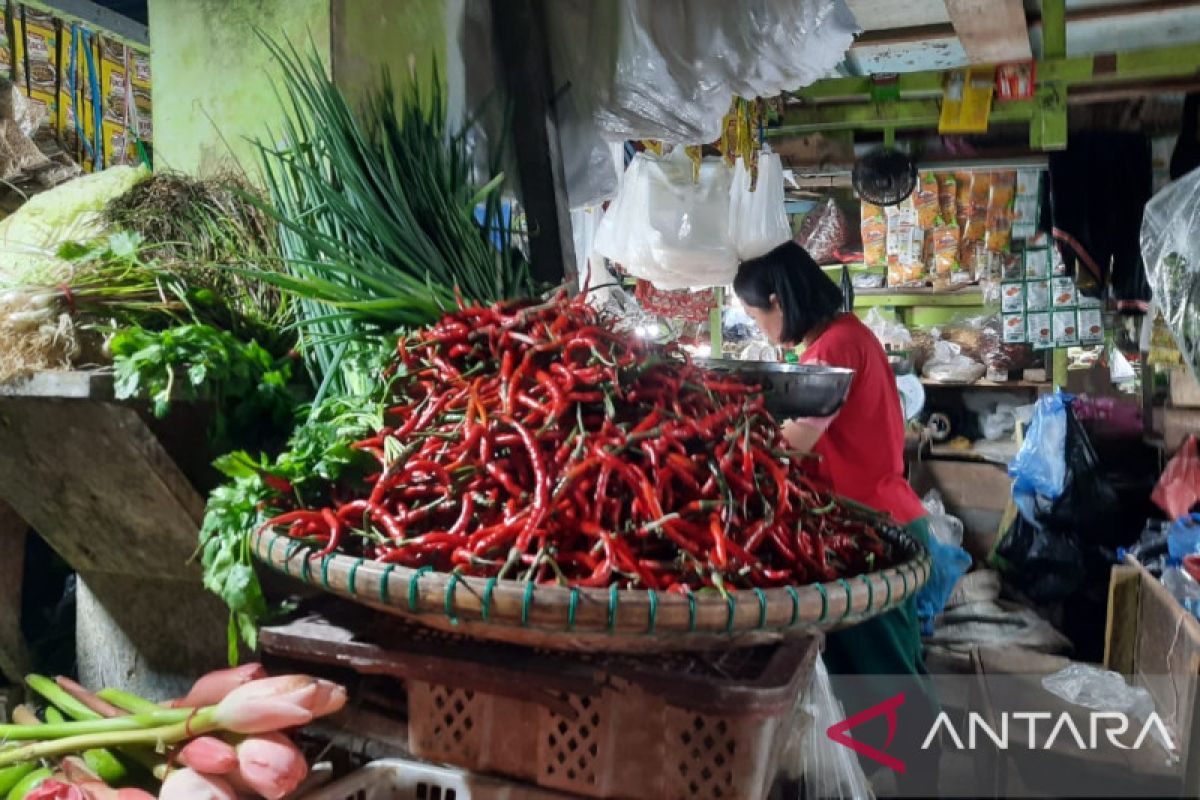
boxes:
[815,582,829,622]
[646,589,658,634]
[686,592,697,632]
[444,572,461,625]
[284,540,301,577]
[347,558,365,596]
[481,577,498,622]
[268,532,280,562]
[320,556,333,590]
[567,587,580,630]
[753,588,768,630]
[521,582,535,627]
[837,578,853,620]
[900,565,909,596]
[408,565,433,612]
[379,565,397,604]
[860,574,874,612]
[882,570,893,609]
[607,584,619,632]
[786,586,800,627]
[724,594,737,634]
[300,551,313,582]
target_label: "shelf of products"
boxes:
[920,378,1050,390]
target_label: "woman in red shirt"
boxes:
[734,241,940,793]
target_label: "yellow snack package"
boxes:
[936,173,957,225]
[968,171,992,219]
[932,223,960,279]
[914,172,940,229]
[860,201,887,268]
[985,171,1016,252]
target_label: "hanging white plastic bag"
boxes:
[592,153,655,275]
[595,148,737,290]
[729,152,791,261]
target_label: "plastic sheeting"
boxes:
[1142,165,1200,383]
[452,0,859,210]
[594,0,859,144]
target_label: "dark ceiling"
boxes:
[92,0,147,26]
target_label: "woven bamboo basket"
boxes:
[252,525,930,652]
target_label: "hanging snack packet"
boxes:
[955,170,972,222]
[985,171,1016,252]
[915,172,940,229]
[861,201,887,268]
[931,223,960,283]
[968,172,992,219]
[1028,312,1052,348]
[937,173,957,225]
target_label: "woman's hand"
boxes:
[781,418,829,453]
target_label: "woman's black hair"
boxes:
[733,241,844,344]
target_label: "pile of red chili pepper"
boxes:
[260,295,893,592]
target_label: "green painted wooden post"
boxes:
[710,287,724,356]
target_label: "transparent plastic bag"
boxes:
[1142,165,1200,383]
[1042,664,1155,720]
[795,197,849,264]
[921,340,986,383]
[593,0,858,144]
[729,152,791,261]
[790,655,872,799]
[863,307,913,352]
[594,148,738,289]
[1008,391,1068,500]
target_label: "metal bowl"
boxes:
[693,358,855,419]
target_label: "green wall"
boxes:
[148,0,331,176]
[330,0,446,110]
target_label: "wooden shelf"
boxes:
[920,378,1050,389]
[854,287,986,308]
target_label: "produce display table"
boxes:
[262,601,820,800]
[0,371,229,696]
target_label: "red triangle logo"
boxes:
[825,692,907,773]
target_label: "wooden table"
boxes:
[0,371,228,696]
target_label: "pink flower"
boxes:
[309,679,348,718]
[157,768,238,800]
[114,792,156,800]
[212,675,318,734]
[25,781,84,800]
[234,733,309,800]
[177,736,238,775]
[173,663,267,708]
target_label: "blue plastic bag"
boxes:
[1008,391,1069,500]
[916,537,972,635]
[1168,513,1200,560]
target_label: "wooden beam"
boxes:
[490,0,574,288]
[1030,0,1200,27]
[945,0,1033,63]
[852,23,957,49]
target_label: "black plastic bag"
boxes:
[1039,404,1122,545]
[996,512,1086,604]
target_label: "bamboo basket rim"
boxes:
[252,523,931,642]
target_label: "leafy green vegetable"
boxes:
[110,323,297,447]
[199,393,384,660]
[250,36,535,397]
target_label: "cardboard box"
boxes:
[1106,558,1200,789]
[1170,369,1200,408]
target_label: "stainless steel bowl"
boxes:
[693,358,855,419]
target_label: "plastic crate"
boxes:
[264,610,819,800]
[303,758,569,800]
[404,645,819,799]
